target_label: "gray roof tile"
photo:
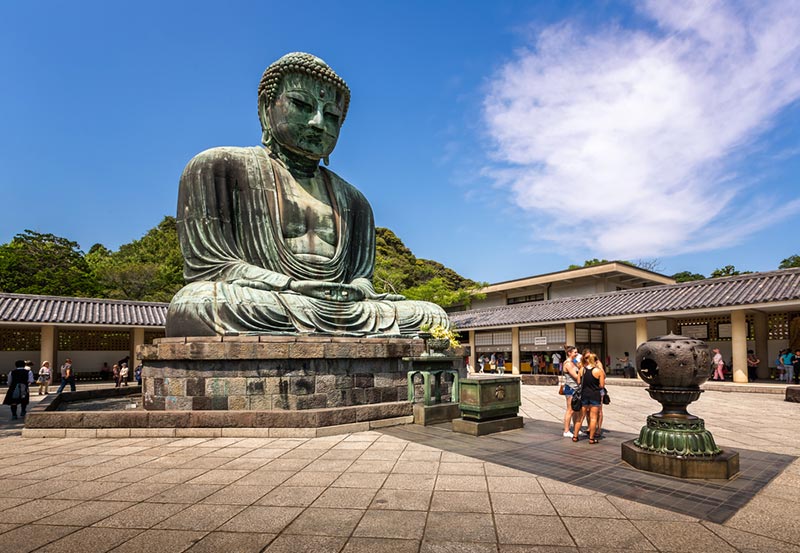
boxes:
[0,293,168,326]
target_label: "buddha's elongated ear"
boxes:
[258,93,272,147]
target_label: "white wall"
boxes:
[647,320,668,338]
[606,322,636,369]
[471,295,508,309]
[54,351,130,375]
[0,351,40,376]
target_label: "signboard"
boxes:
[534,336,547,346]
[717,323,732,339]
[680,324,708,339]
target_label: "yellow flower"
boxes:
[421,324,460,349]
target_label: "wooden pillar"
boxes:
[635,318,649,348]
[634,318,649,380]
[511,327,520,375]
[39,325,57,369]
[131,328,145,366]
[731,311,748,383]
[468,330,476,373]
[752,311,769,379]
[565,323,576,347]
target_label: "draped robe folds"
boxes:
[165,146,450,337]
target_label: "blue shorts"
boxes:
[581,397,601,406]
[564,384,576,397]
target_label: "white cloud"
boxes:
[483,0,800,259]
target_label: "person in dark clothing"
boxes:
[575,352,605,444]
[3,360,34,419]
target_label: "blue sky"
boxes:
[1,0,799,284]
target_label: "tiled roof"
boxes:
[451,268,800,330]
[0,293,168,327]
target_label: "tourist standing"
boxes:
[489,353,497,373]
[497,353,505,374]
[37,361,51,395]
[478,354,486,373]
[793,350,800,385]
[746,350,760,382]
[711,348,725,381]
[551,352,561,373]
[576,352,605,443]
[561,346,581,438]
[119,363,129,386]
[134,363,143,385]
[3,360,34,419]
[618,352,634,378]
[782,349,796,384]
[56,358,76,393]
[112,364,121,388]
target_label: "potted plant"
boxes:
[420,324,460,356]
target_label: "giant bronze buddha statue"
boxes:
[166,52,450,337]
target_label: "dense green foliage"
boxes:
[710,265,751,278]
[567,258,613,270]
[86,217,184,302]
[780,255,800,269]
[0,230,100,297]
[671,271,706,282]
[373,227,485,307]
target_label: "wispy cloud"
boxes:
[483,0,800,258]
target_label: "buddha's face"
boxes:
[267,73,345,160]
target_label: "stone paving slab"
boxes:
[0,386,798,552]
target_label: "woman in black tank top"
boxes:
[577,352,605,444]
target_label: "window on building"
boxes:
[507,293,544,305]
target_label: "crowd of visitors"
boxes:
[476,353,506,374]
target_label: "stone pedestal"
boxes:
[452,416,524,436]
[786,386,800,403]
[621,440,740,479]
[413,402,460,426]
[139,336,424,413]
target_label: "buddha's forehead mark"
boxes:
[279,73,343,106]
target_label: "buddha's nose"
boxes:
[309,107,324,129]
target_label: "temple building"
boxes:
[450,263,800,383]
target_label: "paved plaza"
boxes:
[0,384,798,552]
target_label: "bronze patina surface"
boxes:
[166,52,449,337]
[623,333,739,479]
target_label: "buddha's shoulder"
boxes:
[184,146,261,168]
[322,167,368,202]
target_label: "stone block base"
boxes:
[22,414,414,439]
[139,336,429,411]
[413,402,460,426]
[786,386,800,402]
[26,401,412,430]
[452,415,524,436]
[621,440,740,479]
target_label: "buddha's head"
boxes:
[258,52,351,165]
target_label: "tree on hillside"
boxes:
[0,230,100,297]
[710,265,750,278]
[780,255,800,269]
[373,227,484,307]
[671,271,706,282]
[91,216,184,302]
[567,258,610,270]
